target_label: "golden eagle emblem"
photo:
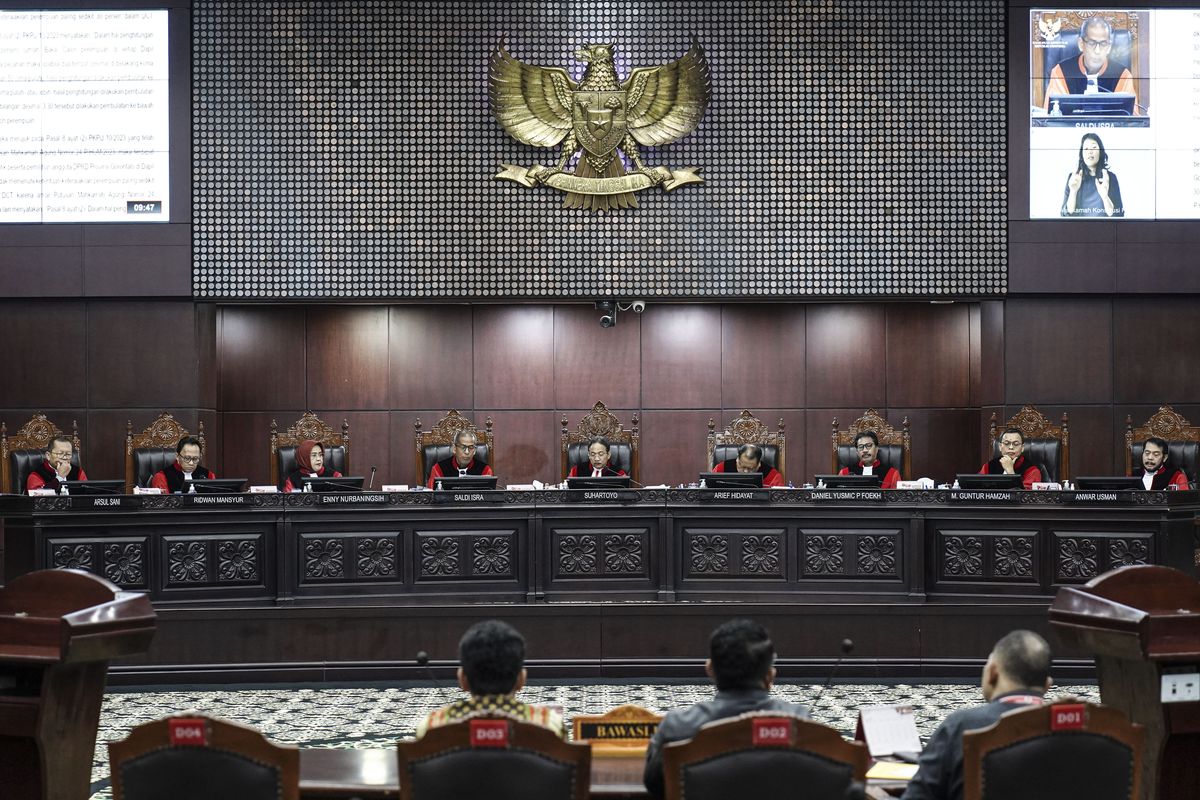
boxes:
[489,40,711,211]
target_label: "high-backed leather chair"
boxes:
[989,405,1069,482]
[397,717,590,800]
[962,702,1143,800]
[662,713,868,800]
[561,401,639,482]
[1,414,81,494]
[126,414,204,493]
[831,409,911,479]
[108,714,299,800]
[707,410,786,476]
[1034,11,1138,108]
[1125,405,1200,485]
[270,412,350,488]
[414,410,494,485]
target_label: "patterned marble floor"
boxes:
[89,680,1100,798]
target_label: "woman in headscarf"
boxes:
[282,439,342,492]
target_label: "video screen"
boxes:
[1030,9,1200,219]
[0,10,169,223]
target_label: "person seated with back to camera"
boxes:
[26,435,88,494]
[838,430,900,489]
[710,442,784,486]
[643,619,810,799]
[282,438,342,492]
[567,435,628,478]
[415,619,565,738]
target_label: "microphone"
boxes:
[416,650,439,683]
[812,638,854,705]
[368,466,377,490]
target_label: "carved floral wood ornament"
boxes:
[707,410,786,476]
[490,39,711,211]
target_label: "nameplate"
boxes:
[317,493,388,504]
[576,720,661,740]
[698,490,771,503]
[810,490,884,502]
[949,490,1018,503]
[432,491,508,504]
[184,494,250,507]
[562,489,642,503]
[69,495,139,509]
[1063,491,1136,504]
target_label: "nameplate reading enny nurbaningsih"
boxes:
[317,493,388,505]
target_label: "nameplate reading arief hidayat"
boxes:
[698,489,771,502]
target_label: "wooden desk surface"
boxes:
[299,747,650,799]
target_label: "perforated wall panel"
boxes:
[193,0,1007,299]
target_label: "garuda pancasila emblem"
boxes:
[489,40,711,212]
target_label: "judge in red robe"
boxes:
[283,438,344,492]
[711,443,784,487]
[980,428,1044,490]
[26,436,87,493]
[427,430,494,488]
[838,431,900,489]
[567,436,628,478]
[150,436,215,493]
[1133,437,1190,490]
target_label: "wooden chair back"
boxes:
[561,401,639,482]
[270,412,350,487]
[708,410,786,477]
[1,414,81,494]
[831,408,911,479]
[126,414,204,493]
[414,410,495,484]
[989,405,1069,482]
[1125,405,1200,484]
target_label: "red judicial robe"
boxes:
[26,459,87,493]
[284,467,343,493]
[980,455,1043,490]
[150,461,215,493]
[712,459,784,487]
[838,459,899,489]
[427,457,493,489]
[567,463,626,479]
[1133,464,1190,490]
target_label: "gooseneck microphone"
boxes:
[812,638,854,704]
[368,466,377,490]
[415,650,438,683]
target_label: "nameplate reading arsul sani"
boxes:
[169,718,208,746]
[470,719,510,748]
[751,717,793,747]
[1050,704,1086,731]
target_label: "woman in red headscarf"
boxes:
[282,439,342,492]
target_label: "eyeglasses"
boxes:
[49,450,73,459]
[999,440,1023,448]
[178,454,201,463]
[856,444,876,451]
[1081,38,1111,49]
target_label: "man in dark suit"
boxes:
[901,630,1052,800]
[643,619,810,799]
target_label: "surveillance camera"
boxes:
[630,300,646,314]
[599,313,616,328]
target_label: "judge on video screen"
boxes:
[1043,15,1137,113]
[1061,133,1124,217]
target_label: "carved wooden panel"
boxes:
[553,529,648,579]
[415,531,518,581]
[357,536,398,579]
[1052,531,1153,583]
[299,532,402,583]
[936,530,1039,583]
[856,534,899,576]
[682,528,786,579]
[166,534,264,587]
[103,540,148,588]
[50,540,95,573]
[471,535,514,577]
[802,534,845,576]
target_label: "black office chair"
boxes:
[708,410,785,475]
[831,409,911,479]
[1,414,81,494]
[270,412,350,488]
[108,714,299,800]
[963,702,1142,800]
[560,401,639,481]
[662,713,867,800]
[125,414,204,492]
[1126,406,1200,485]
[397,716,590,800]
[989,405,1068,483]
[414,410,494,485]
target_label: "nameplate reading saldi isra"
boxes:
[432,491,508,505]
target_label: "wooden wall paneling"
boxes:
[313,410,391,489]
[638,409,716,486]
[389,410,447,487]
[219,411,293,486]
[218,306,307,411]
[1113,298,1200,404]
[718,408,806,487]
[198,408,220,475]
[196,303,217,410]
[640,305,722,409]
[80,222,191,296]
[86,407,201,482]
[0,301,87,408]
[720,304,806,409]
[979,405,1004,463]
[805,306,887,408]
[968,303,982,408]
[1008,239,1117,295]
[1115,240,1200,293]
[86,301,200,408]
[888,408,981,484]
[885,304,971,408]
[553,304,641,410]
[1003,299,1113,405]
[978,301,1005,407]
[0,245,82,298]
[472,306,554,409]
[473,410,560,486]
[1034,405,1115,478]
[388,306,474,410]
[305,307,390,410]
